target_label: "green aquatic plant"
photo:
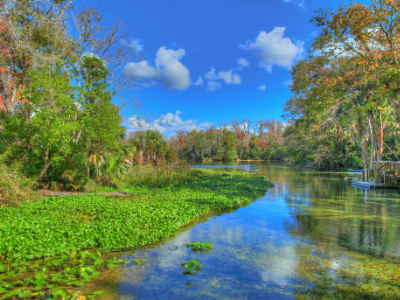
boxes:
[181,259,201,275]
[134,259,145,265]
[0,169,270,260]
[0,250,127,299]
[186,241,213,253]
[0,169,271,298]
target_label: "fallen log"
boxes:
[36,190,133,197]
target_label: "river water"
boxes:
[78,162,400,299]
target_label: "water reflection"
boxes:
[77,162,400,299]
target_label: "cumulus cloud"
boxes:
[194,76,204,86]
[283,80,293,88]
[200,121,214,127]
[240,27,304,72]
[126,47,191,90]
[218,70,241,84]
[237,58,250,68]
[257,85,266,91]
[128,111,213,135]
[205,67,218,80]
[204,67,241,89]
[131,39,144,52]
[207,81,222,92]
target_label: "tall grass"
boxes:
[0,163,39,207]
[0,155,199,206]
[93,159,200,191]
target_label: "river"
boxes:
[77,162,400,299]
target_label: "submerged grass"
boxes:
[0,168,272,299]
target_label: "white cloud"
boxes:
[207,81,221,92]
[257,85,266,91]
[204,67,241,86]
[205,67,218,80]
[194,76,204,86]
[128,111,213,135]
[283,80,293,87]
[283,0,305,8]
[200,121,214,127]
[125,47,191,90]
[218,70,241,84]
[82,52,99,59]
[237,58,250,68]
[131,39,144,52]
[240,27,304,72]
[219,122,255,133]
[81,52,108,67]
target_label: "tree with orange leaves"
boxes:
[283,0,400,174]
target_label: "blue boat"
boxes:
[348,169,362,173]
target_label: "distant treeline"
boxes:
[127,119,285,162]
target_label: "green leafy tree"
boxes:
[223,129,237,161]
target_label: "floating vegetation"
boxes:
[0,168,271,299]
[134,259,145,265]
[0,250,126,299]
[186,241,213,253]
[181,259,202,275]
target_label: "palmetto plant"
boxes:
[96,153,128,186]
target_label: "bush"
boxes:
[0,163,39,207]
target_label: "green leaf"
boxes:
[1,281,13,288]
[90,290,105,295]
[134,259,145,265]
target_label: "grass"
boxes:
[0,163,39,207]
[0,168,273,299]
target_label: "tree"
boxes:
[223,129,237,161]
[72,6,143,117]
[0,0,74,115]
[2,64,81,180]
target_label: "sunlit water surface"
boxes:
[77,162,400,299]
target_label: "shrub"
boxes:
[0,163,39,207]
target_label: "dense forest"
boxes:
[0,0,171,195]
[282,0,400,174]
[130,119,286,162]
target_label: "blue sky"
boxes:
[97,0,368,136]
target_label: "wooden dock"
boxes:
[350,161,400,189]
[352,181,396,189]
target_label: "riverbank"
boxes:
[0,168,272,299]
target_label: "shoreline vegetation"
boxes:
[0,167,272,299]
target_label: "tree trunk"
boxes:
[2,85,17,115]
[36,149,52,181]
[368,110,376,167]
[347,118,369,181]
[345,138,349,168]
[384,141,400,161]
[378,111,383,161]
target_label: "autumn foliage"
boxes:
[283,0,400,172]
